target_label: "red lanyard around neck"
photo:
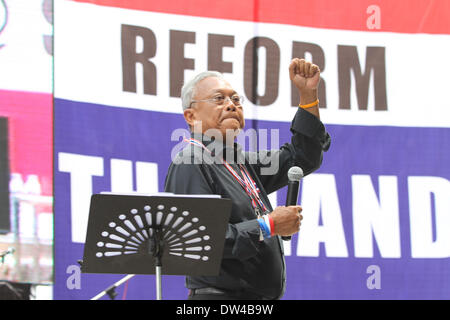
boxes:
[184,137,267,213]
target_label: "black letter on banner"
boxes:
[0,117,10,234]
[243,37,280,106]
[121,24,157,95]
[291,41,327,108]
[170,30,195,97]
[208,34,234,73]
[338,46,387,110]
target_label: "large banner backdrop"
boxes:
[54,0,450,299]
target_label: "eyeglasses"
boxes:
[190,94,245,108]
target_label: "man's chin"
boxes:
[223,124,242,134]
[221,127,242,142]
[222,118,243,130]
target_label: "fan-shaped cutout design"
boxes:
[95,204,211,262]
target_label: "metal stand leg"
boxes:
[150,227,164,300]
[91,274,135,300]
[156,266,162,300]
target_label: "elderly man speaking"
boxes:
[164,58,331,300]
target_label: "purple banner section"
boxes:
[54,98,450,300]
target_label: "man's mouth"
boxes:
[223,115,241,122]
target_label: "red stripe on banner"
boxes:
[71,0,450,34]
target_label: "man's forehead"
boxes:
[195,77,236,95]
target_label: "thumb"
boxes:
[288,205,302,212]
[289,60,297,81]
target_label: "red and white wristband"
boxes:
[257,215,275,239]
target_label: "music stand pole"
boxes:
[156,266,162,300]
[150,227,164,300]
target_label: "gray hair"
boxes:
[181,71,225,111]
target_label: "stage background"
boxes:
[0,0,53,292]
[52,0,450,299]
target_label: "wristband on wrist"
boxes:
[267,214,275,236]
[299,99,319,109]
[263,215,275,237]
[257,217,271,239]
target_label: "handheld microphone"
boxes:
[281,166,304,241]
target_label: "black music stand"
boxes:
[81,193,231,300]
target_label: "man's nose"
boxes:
[224,98,236,111]
[226,104,236,112]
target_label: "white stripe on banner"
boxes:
[54,0,450,128]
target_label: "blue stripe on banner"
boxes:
[54,98,450,300]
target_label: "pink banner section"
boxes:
[0,89,52,196]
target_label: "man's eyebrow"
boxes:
[210,89,238,95]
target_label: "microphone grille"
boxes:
[287,166,304,182]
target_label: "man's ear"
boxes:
[183,108,195,127]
